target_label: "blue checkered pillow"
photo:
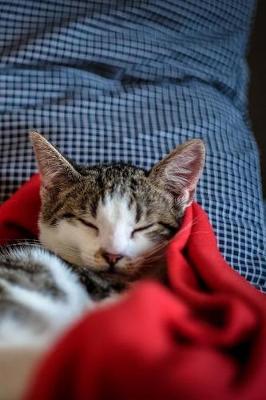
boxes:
[0,0,265,290]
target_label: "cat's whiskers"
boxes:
[136,241,168,259]
[0,243,42,252]
[175,215,204,237]
[0,239,41,245]
[51,246,104,268]
[132,242,168,269]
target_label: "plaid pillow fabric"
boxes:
[0,0,265,290]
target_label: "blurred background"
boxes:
[249,0,266,199]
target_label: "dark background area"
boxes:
[248,0,266,198]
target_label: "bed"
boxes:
[0,1,265,399]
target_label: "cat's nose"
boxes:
[101,251,123,266]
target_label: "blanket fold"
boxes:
[0,175,265,400]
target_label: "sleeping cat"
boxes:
[0,133,205,347]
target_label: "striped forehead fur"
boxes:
[41,164,176,226]
[31,133,205,279]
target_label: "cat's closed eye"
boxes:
[62,213,75,219]
[62,213,99,232]
[131,223,155,237]
[78,218,99,232]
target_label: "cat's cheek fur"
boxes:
[39,220,98,267]
[40,219,155,272]
[126,235,154,258]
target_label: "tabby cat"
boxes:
[0,133,205,347]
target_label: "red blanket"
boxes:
[0,176,265,400]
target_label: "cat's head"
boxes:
[31,132,205,280]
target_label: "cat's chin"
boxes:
[98,268,135,280]
[95,271,132,292]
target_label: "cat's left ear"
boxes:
[30,132,81,190]
[148,139,205,209]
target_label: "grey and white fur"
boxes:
[0,133,205,348]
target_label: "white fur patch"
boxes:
[0,248,92,347]
[97,193,135,255]
[40,191,155,273]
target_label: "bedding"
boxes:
[0,0,265,291]
[0,174,265,400]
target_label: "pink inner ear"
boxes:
[162,142,205,205]
[180,156,204,189]
[171,153,203,187]
[149,141,205,203]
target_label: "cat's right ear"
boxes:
[148,139,205,210]
[30,132,81,190]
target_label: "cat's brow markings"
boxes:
[31,133,204,282]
